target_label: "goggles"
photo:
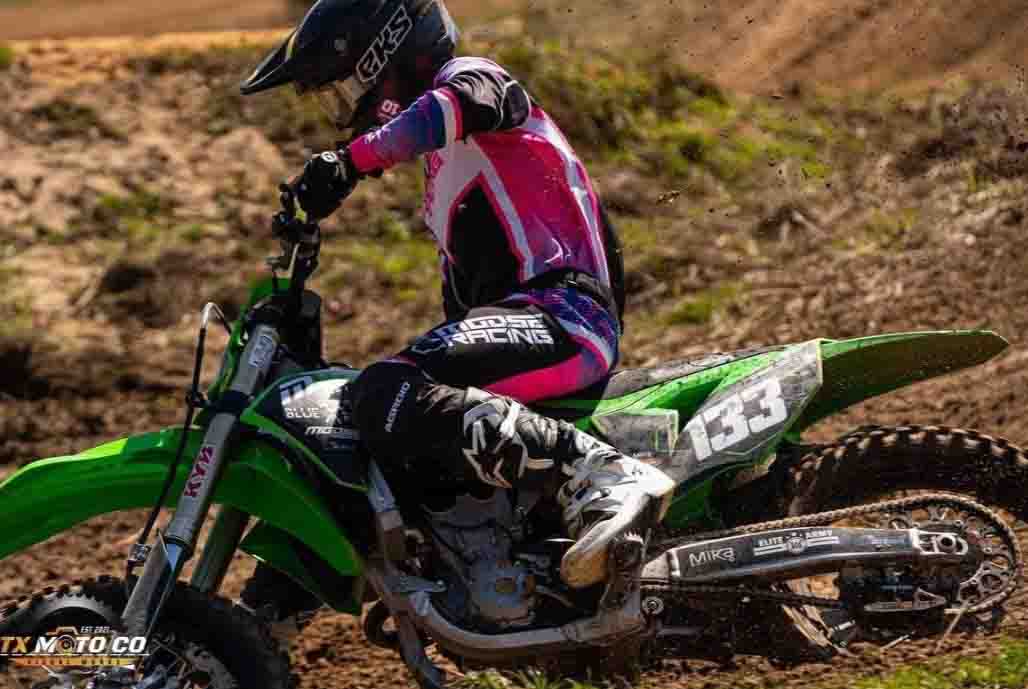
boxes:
[297,76,369,131]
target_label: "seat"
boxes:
[532,345,784,415]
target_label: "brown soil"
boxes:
[550,0,1028,93]
[1,9,1028,689]
[0,0,291,41]
[3,0,1027,93]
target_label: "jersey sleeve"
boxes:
[347,57,530,174]
[436,57,531,134]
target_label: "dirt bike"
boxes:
[0,186,1023,689]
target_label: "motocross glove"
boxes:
[295,150,359,220]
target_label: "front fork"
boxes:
[121,324,280,637]
[191,505,251,593]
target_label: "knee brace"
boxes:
[350,361,429,467]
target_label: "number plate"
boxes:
[666,340,823,483]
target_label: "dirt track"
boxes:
[0,0,290,40]
[1,2,1028,688]
[2,0,1027,92]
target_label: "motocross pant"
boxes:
[349,286,620,489]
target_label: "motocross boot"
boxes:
[460,388,675,588]
[556,439,674,588]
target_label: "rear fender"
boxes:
[796,330,1008,430]
[627,331,1006,526]
[0,429,363,589]
[597,331,1006,440]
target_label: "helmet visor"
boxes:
[302,76,368,131]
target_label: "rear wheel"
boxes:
[779,425,1028,654]
[0,576,291,689]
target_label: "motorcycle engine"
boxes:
[423,490,539,631]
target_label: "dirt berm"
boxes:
[0,5,1027,689]
[1,0,1026,93]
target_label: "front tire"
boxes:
[0,576,291,689]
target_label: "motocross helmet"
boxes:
[240,0,458,134]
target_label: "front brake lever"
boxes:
[268,182,299,276]
[279,182,297,220]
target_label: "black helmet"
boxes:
[241,0,458,132]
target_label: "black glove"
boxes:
[294,150,359,220]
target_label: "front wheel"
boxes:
[0,577,291,689]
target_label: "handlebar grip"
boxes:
[278,182,297,218]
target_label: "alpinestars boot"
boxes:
[459,388,675,588]
[459,388,561,489]
[557,439,674,588]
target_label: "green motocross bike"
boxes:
[0,187,1024,688]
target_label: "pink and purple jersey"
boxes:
[348,57,622,322]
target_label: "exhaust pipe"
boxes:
[365,561,646,664]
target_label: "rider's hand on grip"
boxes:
[272,182,301,238]
[294,150,359,221]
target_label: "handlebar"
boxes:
[269,183,322,319]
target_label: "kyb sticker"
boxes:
[183,445,215,499]
[753,529,839,558]
[411,314,555,354]
[356,4,414,84]
[687,546,736,568]
[249,334,276,368]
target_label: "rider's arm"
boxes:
[347,58,531,173]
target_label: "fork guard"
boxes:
[643,526,968,584]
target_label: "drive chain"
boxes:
[649,492,1022,616]
[640,581,849,610]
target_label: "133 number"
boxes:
[684,378,788,462]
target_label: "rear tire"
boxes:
[783,425,1028,517]
[779,425,1028,654]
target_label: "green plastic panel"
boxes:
[795,330,1007,429]
[569,330,1006,529]
[241,521,365,614]
[0,428,363,583]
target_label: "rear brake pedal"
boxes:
[600,531,646,610]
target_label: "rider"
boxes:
[241,0,673,591]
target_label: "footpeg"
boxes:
[860,589,948,631]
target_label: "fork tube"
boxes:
[122,324,280,637]
[190,506,250,594]
[162,413,240,547]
